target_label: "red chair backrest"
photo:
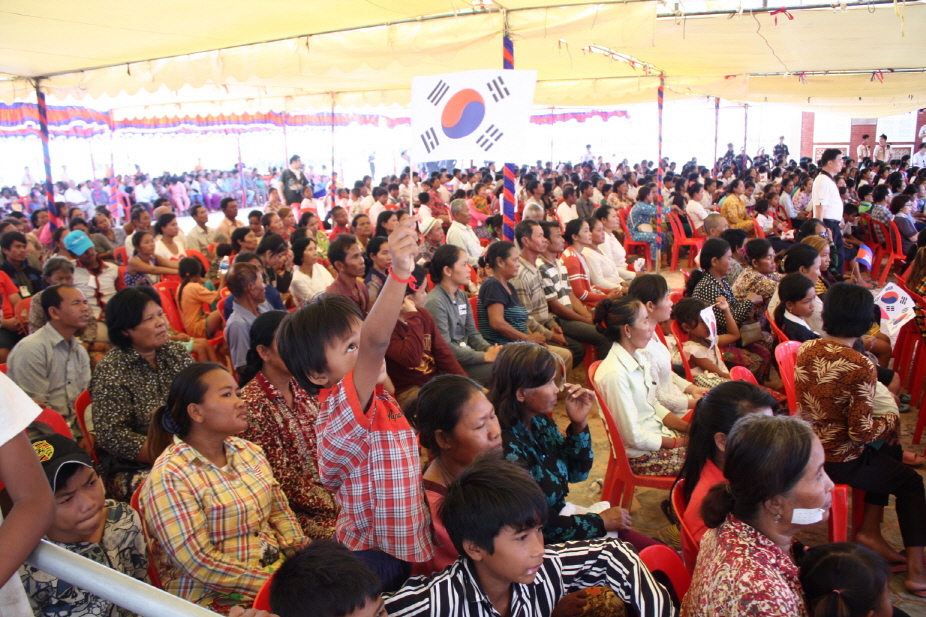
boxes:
[654,326,668,348]
[114,246,128,266]
[0,363,6,374]
[767,309,790,344]
[74,390,98,463]
[670,321,694,382]
[154,281,186,334]
[888,221,906,258]
[669,290,684,305]
[14,297,31,331]
[667,211,685,238]
[130,482,164,589]
[639,544,692,600]
[186,249,211,273]
[729,365,759,385]
[775,341,802,415]
[253,574,273,611]
[35,408,74,439]
[671,480,700,573]
[687,213,705,239]
[217,296,228,325]
[752,218,766,239]
[870,218,891,251]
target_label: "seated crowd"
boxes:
[3,144,926,617]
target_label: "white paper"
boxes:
[560,502,619,538]
[411,70,537,163]
[700,304,718,350]
[790,507,827,525]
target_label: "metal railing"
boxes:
[25,539,216,617]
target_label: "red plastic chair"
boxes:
[470,296,479,330]
[114,246,128,266]
[767,309,790,344]
[115,266,127,291]
[588,361,677,511]
[639,544,691,600]
[687,213,705,240]
[130,482,164,590]
[35,408,74,439]
[670,480,700,573]
[667,212,704,270]
[186,249,211,273]
[14,297,31,332]
[669,290,684,305]
[0,363,6,374]
[217,296,229,326]
[752,218,766,239]
[869,219,902,287]
[154,281,186,334]
[670,321,694,382]
[253,573,273,611]
[74,390,98,464]
[775,341,802,415]
[654,326,668,348]
[618,208,653,272]
[729,365,759,385]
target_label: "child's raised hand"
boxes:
[715,296,729,312]
[388,217,420,278]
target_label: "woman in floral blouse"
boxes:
[238,311,338,539]
[719,179,753,232]
[732,238,780,346]
[682,414,833,617]
[795,283,926,596]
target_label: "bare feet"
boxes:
[856,531,906,564]
[903,450,926,466]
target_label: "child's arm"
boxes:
[688,353,731,379]
[716,299,740,346]
[354,218,419,411]
[0,432,55,586]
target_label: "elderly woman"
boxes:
[685,237,771,382]
[720,179,753,232]
[796,283,926,595]
[681,414,834,616]
[238,311,338,540]
[627,274,708,417]
[593,295,690,476]
[90,286,194,500]
[732,238,780,344]
[584,213,629,290]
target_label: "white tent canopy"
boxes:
[1,0,924,117]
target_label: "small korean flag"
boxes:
[875,283,914,315]
[700,304,718,350]
[411,70,537,163]
[856,244,874,271]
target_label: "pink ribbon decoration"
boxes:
[770,8,794,25]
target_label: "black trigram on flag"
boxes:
[427,80,450,106]
[486,77,510,102]
[420,127,440,154]
[476,124,503,152]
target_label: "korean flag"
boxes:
[411,70,537,163]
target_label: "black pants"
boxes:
[824,443,926,548]
[823,218,846,273]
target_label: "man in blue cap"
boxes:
[64,230,118,347]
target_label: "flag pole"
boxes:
[743,103,749,156]
[653,73,665,274]
[501,26,516,242]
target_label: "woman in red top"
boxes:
[562,218,620,310]
[674,381,776,566]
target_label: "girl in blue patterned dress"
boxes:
[628,186,664,267]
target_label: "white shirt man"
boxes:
[446,200,482,267]
[857,138,871,161]
[134,179,159,204]
[873,137,892,163]
[556,189,579,228]
[912,144,926,168]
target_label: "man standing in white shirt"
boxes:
[873,134,892,163]
[556,186,579,228]
[446,199,482,267]
[581,144,595,163]
[812,148,846,267]
[856,134,872,162]
[912,142,926,168]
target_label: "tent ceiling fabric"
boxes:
[0,1,923,117]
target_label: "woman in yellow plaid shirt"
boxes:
[138,362,308,612]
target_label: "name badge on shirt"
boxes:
[458,303,468,316]
[19,285,31,298]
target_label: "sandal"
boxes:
[900,394,912,403]
[899,403,912,413]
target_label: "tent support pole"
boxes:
[654,73,665,274]
[237,134,246,208]
[502,30,516,242]
[743,104,749,155]
[34,80,55,209]
[282,111,289,162]
[330,93,336,184]
[713,97,720,176]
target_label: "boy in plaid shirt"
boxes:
[278,217,432,592]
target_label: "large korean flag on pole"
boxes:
[411,70,537,163]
